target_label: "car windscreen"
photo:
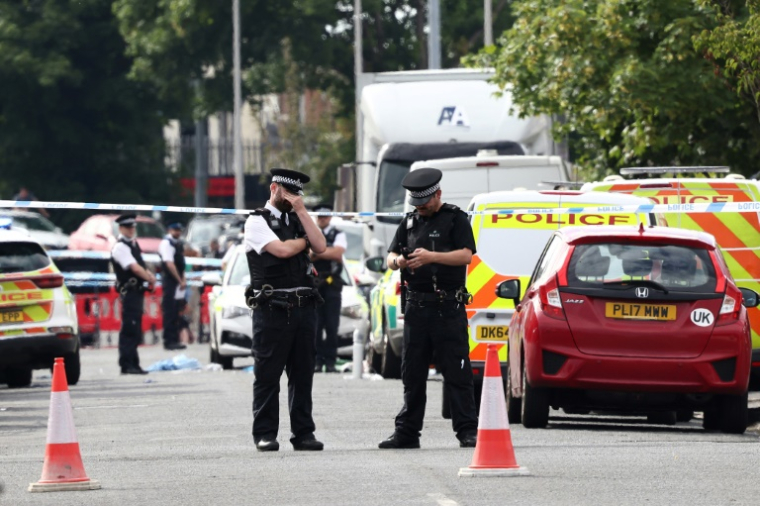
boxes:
[0,241,51,273]
[376,160,410,224]
[227,252,250,286]
[188,220,225,245]
[137,222,165,239]
[567,243,717,292]
[340,227,364,261]
[2,214,57,232]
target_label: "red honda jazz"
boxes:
[500,225,759,434]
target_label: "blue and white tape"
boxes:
[61,270,222,288]
[48,250,222,268]
[3,199,760,216]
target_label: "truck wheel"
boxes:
[506,365,522,424]
[702,402,721,431]
[441,382,451,419]
[521,371,549,428]
[6,367,33,388]
[719,392,748,435]
[380,328,401,379]
[646,411,677,426]
[64,347,81,386]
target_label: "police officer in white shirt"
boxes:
[158,222,187,351]
[111,214,156,374]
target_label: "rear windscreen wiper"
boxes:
[602,280,669,294]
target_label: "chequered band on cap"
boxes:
[409,184,440,199]
[272,175,304,189]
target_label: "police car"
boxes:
[0,223,80,387]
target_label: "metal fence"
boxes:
[166,137,265,175]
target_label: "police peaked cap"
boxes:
[270,167,310,196]
[403,168,442,206]
[115,213,137,227]
[312,203,333,214]
[167,222,184,230]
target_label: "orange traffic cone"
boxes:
[28,357,101,492]
[459,344,530,477]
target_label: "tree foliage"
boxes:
[0,0,169,229]
[466,0,760,177]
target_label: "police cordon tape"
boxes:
[48,250,222,268]
[60,270,222,288]
[3,199,760,217]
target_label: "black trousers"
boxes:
[394,300,478,439]
[315,286,342,368]
[161,279,179,346]
[251,303,317,442]
[118,290,144,371]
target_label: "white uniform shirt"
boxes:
[112,235,138,270]
[158,234,177,263]
[322,224,348,251]
[244,202,287,254]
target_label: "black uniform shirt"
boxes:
[388,206,476,292]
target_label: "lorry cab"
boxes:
[464,190,659,406]
[581,168,760,382]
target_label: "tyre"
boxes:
[366,337,382,374]
[521,370,549,428]
[210,346,220,364]
[506,365,522,424]
[6,367,33,388]
[646,411,677,426]
[719,391,748,435]
[63,347,81,386]
[676,410,694,423]
[219,354,234,370]
[380,327,401,379]
[702,402,721,431]
[441,382,451,419]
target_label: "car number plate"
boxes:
[605,303,676,321]
[475,325,509,342]
[0,310,24,324]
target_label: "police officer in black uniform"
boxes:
[244,168,327,452]
[311,204,347,373]
[111,214,157,375]
[159,222,187,351]
[379,168,479,449]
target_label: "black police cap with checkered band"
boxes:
[270,168,310,196]
[402,168,442,206]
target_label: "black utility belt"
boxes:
[247,285,322,309]
[406,290,459,303]
[117,279,148,295]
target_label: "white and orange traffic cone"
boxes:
[28,357,101,492]
[459,344,530,477]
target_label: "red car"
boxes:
[499,224,759,434]
[69,214,165,253]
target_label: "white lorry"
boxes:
[335,68,566,257]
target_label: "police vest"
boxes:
[111,237,146,288]
[313,227,344,289]
[160,235,186,285]
[400,204,465,292]
[245,209,313,290]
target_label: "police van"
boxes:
[582,167,760,384]
[459,190,659,415]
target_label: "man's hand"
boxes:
[282,192,306,213]
[180,278,187,289]
[407,248,436,270]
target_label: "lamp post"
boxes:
[233,0,244,209]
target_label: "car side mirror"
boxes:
[496,279,521,304]
[740,288,759,308]
[201,272,222,286]
[364,256,386,273]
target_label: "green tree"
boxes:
[466,0,760,177]
[0,0,169,230]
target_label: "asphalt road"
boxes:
[1,343,759,506]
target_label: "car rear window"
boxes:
[0,241,51,273]
[567,243,717,292]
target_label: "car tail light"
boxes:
[539,276,565,320]
[33,275,64,289]
[716,285,742,326]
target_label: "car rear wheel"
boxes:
[380,327,401,379]
[719,392,748,435]
[521,370,549,428]
[506,365,522,424]
[64,347,81,386]
[676,410,694,423]
[6,367,33,388]
[646,411,677,426]
[366,336,382,374]
[702,402,721,431]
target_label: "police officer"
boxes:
[111,214,156,375]
[379,168,479,449]
[244,168,327,452]
[159,222,187,351]
[310,204,347,373]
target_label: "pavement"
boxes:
[1,343,759,506]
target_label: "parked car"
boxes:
[501,224,759,433]
[331,217,377,301]
[69,214,165,253]
[204,245,369,369]
[185,215,245,256]
[0,210,69,250]
[0,229,80,387]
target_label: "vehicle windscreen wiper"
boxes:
[602,279,669,294]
